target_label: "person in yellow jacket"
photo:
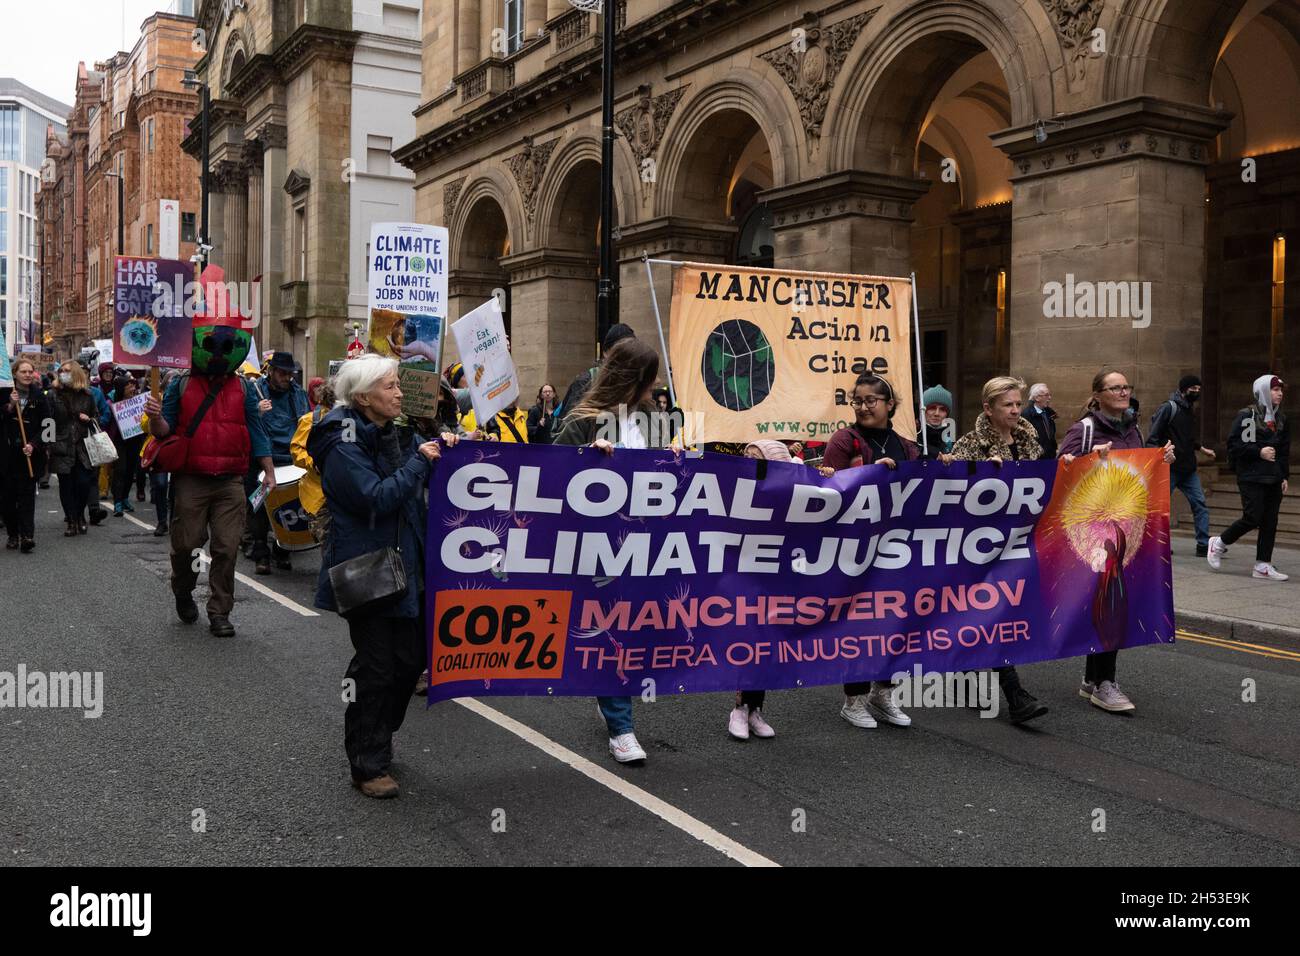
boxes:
[460,402,529,442]
[290,382,333,540]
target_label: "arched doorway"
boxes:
[669,109,775,266]
[1204,0,1300,468]
[850,33,1016,428]
[451,193,512,336]
[547,156,619,357]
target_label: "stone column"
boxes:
[458,0,482,74]
[992,99,1230,413]
[245,145,264,282]
[259,124,288,347]
[760,171,930,278]
[525,0,546,37]
[215,160,249,284]
[500,248,599,392]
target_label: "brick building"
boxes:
[38,63,102,361]
[397,0,1299,469]
[81,8,202,344]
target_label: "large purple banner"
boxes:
[424,443,1173,703]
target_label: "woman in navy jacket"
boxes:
[309,354,458,799]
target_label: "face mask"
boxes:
[59,372,73,385]
[1185,391,1200,404]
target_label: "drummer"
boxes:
[248,351,311,575]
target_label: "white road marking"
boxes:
[111,502,770,864]
[454,697,781,868]
[117,507,319,617]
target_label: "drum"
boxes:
[259,464,318,552]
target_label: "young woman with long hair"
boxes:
[555,338,664,763]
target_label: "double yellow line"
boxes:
[1175,629,1300,662]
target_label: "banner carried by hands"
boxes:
[423,445,1173,704]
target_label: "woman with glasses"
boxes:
[1057,367,1175,715]
[822,373,920,730]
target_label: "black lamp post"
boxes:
[182,70,211,272]
[570,0,618,345]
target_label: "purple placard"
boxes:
[425,444,1174,703]
[113,256,194,369]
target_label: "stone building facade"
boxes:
[398,0,1298,462]
[185,0,420,377]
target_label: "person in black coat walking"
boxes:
[1146,375,1216,556]
[1024,382,1058,458]
[1,358,51,552]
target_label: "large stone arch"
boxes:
[826,0,1054,174]
[653,69,801,219]
[533,130,638,251]
[1104,0,1253,105]
[449,169,523,271]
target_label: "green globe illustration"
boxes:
[703,320,775,411]
[410,256,426,273]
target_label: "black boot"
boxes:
[1006,687,1048,724]
[175,592,199,624]
[208,614,235,638]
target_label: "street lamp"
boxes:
[568,0,617,345]
[181,69,210,272]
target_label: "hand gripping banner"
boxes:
[425,444,1173,704]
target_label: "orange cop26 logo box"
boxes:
[430,589,572,685]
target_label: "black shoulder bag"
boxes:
[327,478,409,618]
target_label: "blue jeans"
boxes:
[597,696,634,736]
[1172,470,1210,547]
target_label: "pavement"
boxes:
[2,488,1299,867]
[1169,533,1300,646]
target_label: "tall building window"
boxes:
[294,206,307,280]
[366,135,392,176]
[504,0,524,54]
[0,105,18,161]
[146,223,154,255]
[181,212,196,243]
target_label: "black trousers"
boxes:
[57,463,96,523]
[245,468,289,562]
[2,471,36,539]
[1085,651,1118,684]
[111,446,140,504]
[1220,480,1285,562]
[344,614,426,782]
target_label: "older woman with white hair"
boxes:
[307,354,458,799]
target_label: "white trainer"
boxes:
[865,685,913,727]
[1079,679,1096,701]
[727,706,750,740]
[1253,563,1290,581]
[840,695,878,729]
[1206,536,1226,570]
[1089,680,1135,713]
[609,732,647,763]
[748,708,776,738]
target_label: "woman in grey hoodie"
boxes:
[1208,375,1289,580]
